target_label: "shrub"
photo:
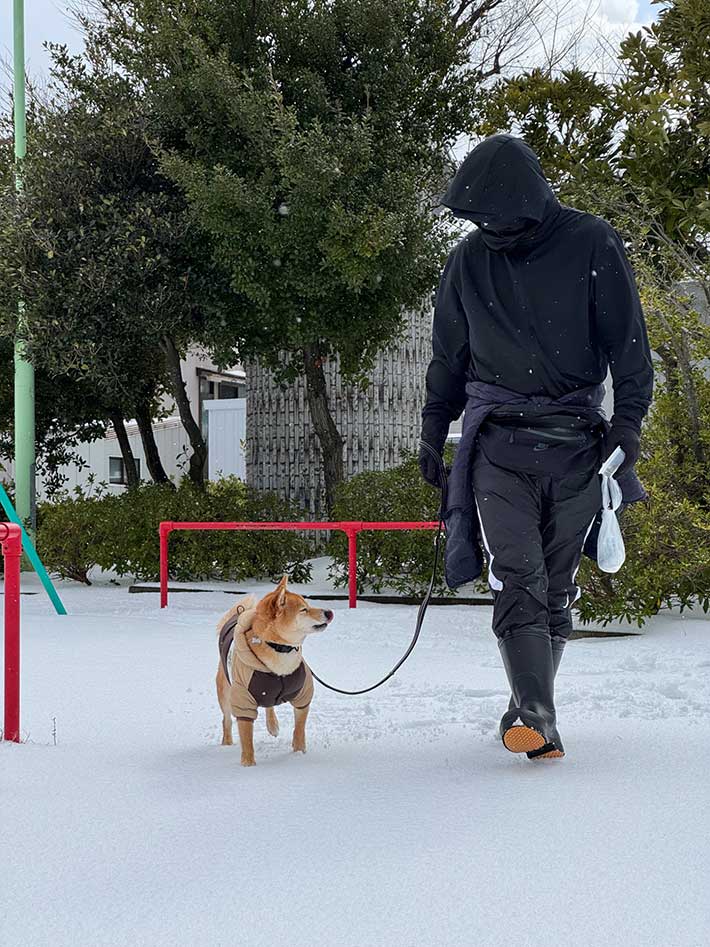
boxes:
[327,446,463,596]
[37,476,313,584]
[577,373,710,625]
[36,481,112,584]
[576,283,710,625]
[577,492,710,626]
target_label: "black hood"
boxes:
[441,134,561,251]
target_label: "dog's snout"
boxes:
[323,609,334,622]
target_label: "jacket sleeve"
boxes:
[420,250,471,448]
[592,224,654,429]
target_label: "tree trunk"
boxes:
[163,334,207,489]
[135,402,173,487]
[302,344,344,513]
[110,413,140,490]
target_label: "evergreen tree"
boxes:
[0,54,218,489]
[90,0,520,510]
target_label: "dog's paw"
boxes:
[240,756,256,767]
[292,739,306,754]
[266,709,279,737]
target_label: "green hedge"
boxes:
[37,476,313,585]
[576,491,710,626]
[326,447,468,597]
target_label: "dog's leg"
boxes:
[292,704,309,754]
[237,718,256,766]
[266,707,279,737]
[216,666,233,746]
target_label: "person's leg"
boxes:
[471,449,547,639]
[472,445,563,758]
[542,464,603,656]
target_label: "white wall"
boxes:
[156,349,244,420]
[204,399,247,481]
[34,417,191,499]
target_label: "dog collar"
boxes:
[266,641,300,654]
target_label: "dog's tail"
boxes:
[217,594,257,685]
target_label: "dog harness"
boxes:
[219,606,313,722]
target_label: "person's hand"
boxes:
[604,421,640,475]
[418,441,445,488]
[418,414,449,487]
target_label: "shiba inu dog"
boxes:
[215,575,333,766]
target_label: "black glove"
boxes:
[418,414,449,488]
[419,442,445,487]
[604,421,640,475]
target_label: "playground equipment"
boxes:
[13,0,37,541]
[1,522,21,742]
[0,484,66,615]
[159,520,440,609]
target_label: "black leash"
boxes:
[309,441,448,696]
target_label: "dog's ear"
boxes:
[273,574,289,611]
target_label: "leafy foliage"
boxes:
[0,47,220,489]
[83,0,496,506]
[326,446,470,597]
[577,284,710,626]
[35,479,113,584]
[0,335,107,494]
[37,477,313,584]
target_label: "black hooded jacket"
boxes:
[422,134,654,442]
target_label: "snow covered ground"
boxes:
[2,564,709,947]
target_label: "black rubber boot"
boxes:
[506,634,566,715]
[499,632,564,759]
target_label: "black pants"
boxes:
[472,422,603,644]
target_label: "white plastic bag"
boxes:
[596,446,626,573]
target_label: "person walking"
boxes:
[419,133,653,759]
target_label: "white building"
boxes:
[31,349,247,498]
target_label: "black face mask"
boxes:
[469,214,547,251]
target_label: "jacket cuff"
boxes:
[420,408,451,453]
[610,412,643,433]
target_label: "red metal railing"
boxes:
[1,522,22,742]
[159,520,439,609]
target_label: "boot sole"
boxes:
[502,724,565,759]
[528,745,565,760]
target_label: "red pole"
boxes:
[347,527,358,609]
[156,520,438,611]
[1,522,22,742]
[159,523,170,609]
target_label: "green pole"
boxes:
[13,0,36,541]
[0,484,67,616]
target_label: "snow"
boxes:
[2,565,709,947]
